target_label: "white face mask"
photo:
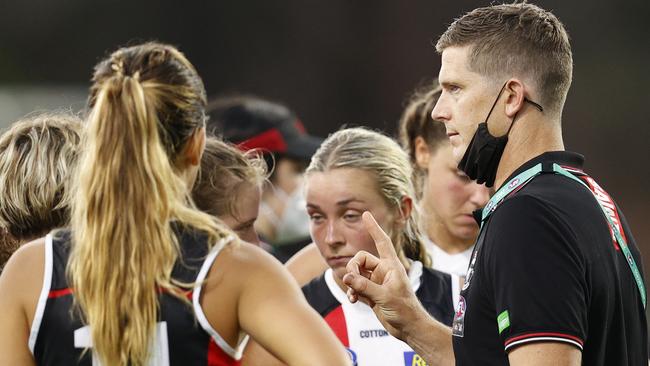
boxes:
[260,184,311,245]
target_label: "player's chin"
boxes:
[451,225,478,241]
[332,266,350,282]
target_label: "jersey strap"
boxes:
[480,162,646,308]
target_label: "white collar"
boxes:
[324,260,424,305]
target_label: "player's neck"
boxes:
[494,117,564,190]
[426,222,474,255]
[333,272,350,294]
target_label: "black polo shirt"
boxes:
[452,151,647,366]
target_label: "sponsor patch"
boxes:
[497,310,510,334]
[359,329,389,338]
[403,351,428,365]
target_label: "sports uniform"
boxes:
[452,151,647,365]
[303,261,454,366]
[424,237,473,279]
[30,228,248,366]
[424,237,469,306]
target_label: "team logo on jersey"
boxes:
[403,351,428,365]
[346,348,358,366]
[452,295,466,337]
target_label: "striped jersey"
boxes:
[302,262,454,366]
[30,228,248,366]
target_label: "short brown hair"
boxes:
[436,2,573,113]
[0,111,82,242]
[192,137,267,220]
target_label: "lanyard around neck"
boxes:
[480,162,646,309]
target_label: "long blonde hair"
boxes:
[68,42,231,366]
[306,127,430,267]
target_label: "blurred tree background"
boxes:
[0,0,648,277]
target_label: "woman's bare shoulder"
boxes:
[1,238,46,286]
[0,237,46,324]
[284,243,328,286]
[216,240,289,280]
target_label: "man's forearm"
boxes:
[403,309,455,366]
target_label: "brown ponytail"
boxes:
[397,80,445,199]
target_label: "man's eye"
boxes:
[448,85,461,93]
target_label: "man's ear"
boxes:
[182,127,206,167]
[414,136,431,169]
[504,78,527,118]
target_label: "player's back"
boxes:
[31,228,246,366]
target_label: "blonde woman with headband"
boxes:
[0,42,348,366]
[246,127,455,365]
[0,112,82,272]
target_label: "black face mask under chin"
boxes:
[457,82,543,188]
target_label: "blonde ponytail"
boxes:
[68,43,230,366]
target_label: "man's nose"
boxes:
[431,94,450,123]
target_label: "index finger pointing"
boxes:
[362,211,398,259]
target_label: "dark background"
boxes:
[0,0,648,275]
